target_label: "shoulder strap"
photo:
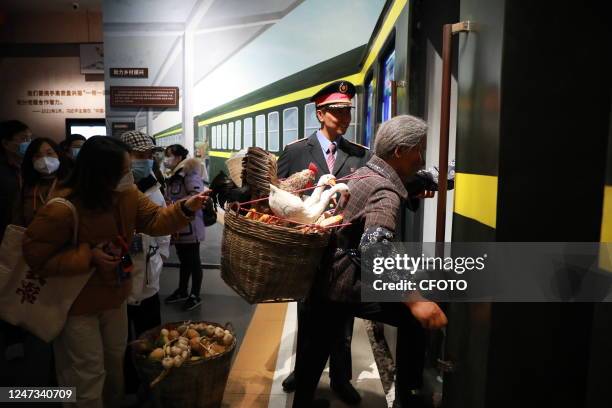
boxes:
[46,197,78,246]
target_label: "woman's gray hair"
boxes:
[374,115,427,159]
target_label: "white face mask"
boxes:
[33,156,60,175]
[114,171,135,192]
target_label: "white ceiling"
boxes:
[104,0,304,123]
[104,0,303,90]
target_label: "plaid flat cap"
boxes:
[121,130,156,152]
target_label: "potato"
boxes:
[213,327,225,339]
[221,333,234,346]
[204,325,215,337]
[177,324,188,333]
[168,330,180,340]
[186,329,199,339]
[148,348,164,361]
[189,337,204,355]
[162,357,174,369]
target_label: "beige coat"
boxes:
[23,185,191,315]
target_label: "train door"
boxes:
[359,1,459,404]
[405,0,460,406]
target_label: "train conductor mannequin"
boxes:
[277,80,370,405]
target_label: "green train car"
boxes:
[191,0,410,182]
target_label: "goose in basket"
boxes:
[268,179,350,225]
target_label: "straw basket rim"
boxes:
[132,320,237,368]
[224,203,331,248]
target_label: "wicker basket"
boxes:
[225,150,246,187]
[221,205,330,304]
[132,321,236,408]
[241,147,278,199]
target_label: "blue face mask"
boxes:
[18,141,31,157]
[71,147,81,158]
[131,159,154,182]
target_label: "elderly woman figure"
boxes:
[292,115,448,408]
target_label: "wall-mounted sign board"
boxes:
[110,68,149,78]
[110,86,179,108]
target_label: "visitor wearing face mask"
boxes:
[0,122,57,390]
[0,120,32,240]
[163,144,207,311]
[22,136,211,408]
[63,133,86,160]
[16,138,70,226]
[119,131,170,397]
[59,134,86,173]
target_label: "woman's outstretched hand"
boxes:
[185,189,212,212]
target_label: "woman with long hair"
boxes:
[17,137,70,226]
[22,136,210,407]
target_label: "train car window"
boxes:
[244,117,253,148]
[344,96,358,142]
[283,107,298,147]
[304,102,318,137]
[234,120,242,150]
[222,123,228,150]
[381,49,396,122]
[211,126,217,149]
[267,112,280,152]
[228,122,234,150]
[365,76,375,147]
[216,125,221,149]
[255,114,266,149]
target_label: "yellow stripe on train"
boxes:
[208,151,233,158]
[197,0,408,127]
[453,173,498,229]
[599,185,612,272]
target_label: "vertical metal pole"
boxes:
[436,24,453,243]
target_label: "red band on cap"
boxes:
[314,92,351,106]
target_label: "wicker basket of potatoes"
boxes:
[131,321,236,408]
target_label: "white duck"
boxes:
[302,174,337,207]
[269,181,349,224]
